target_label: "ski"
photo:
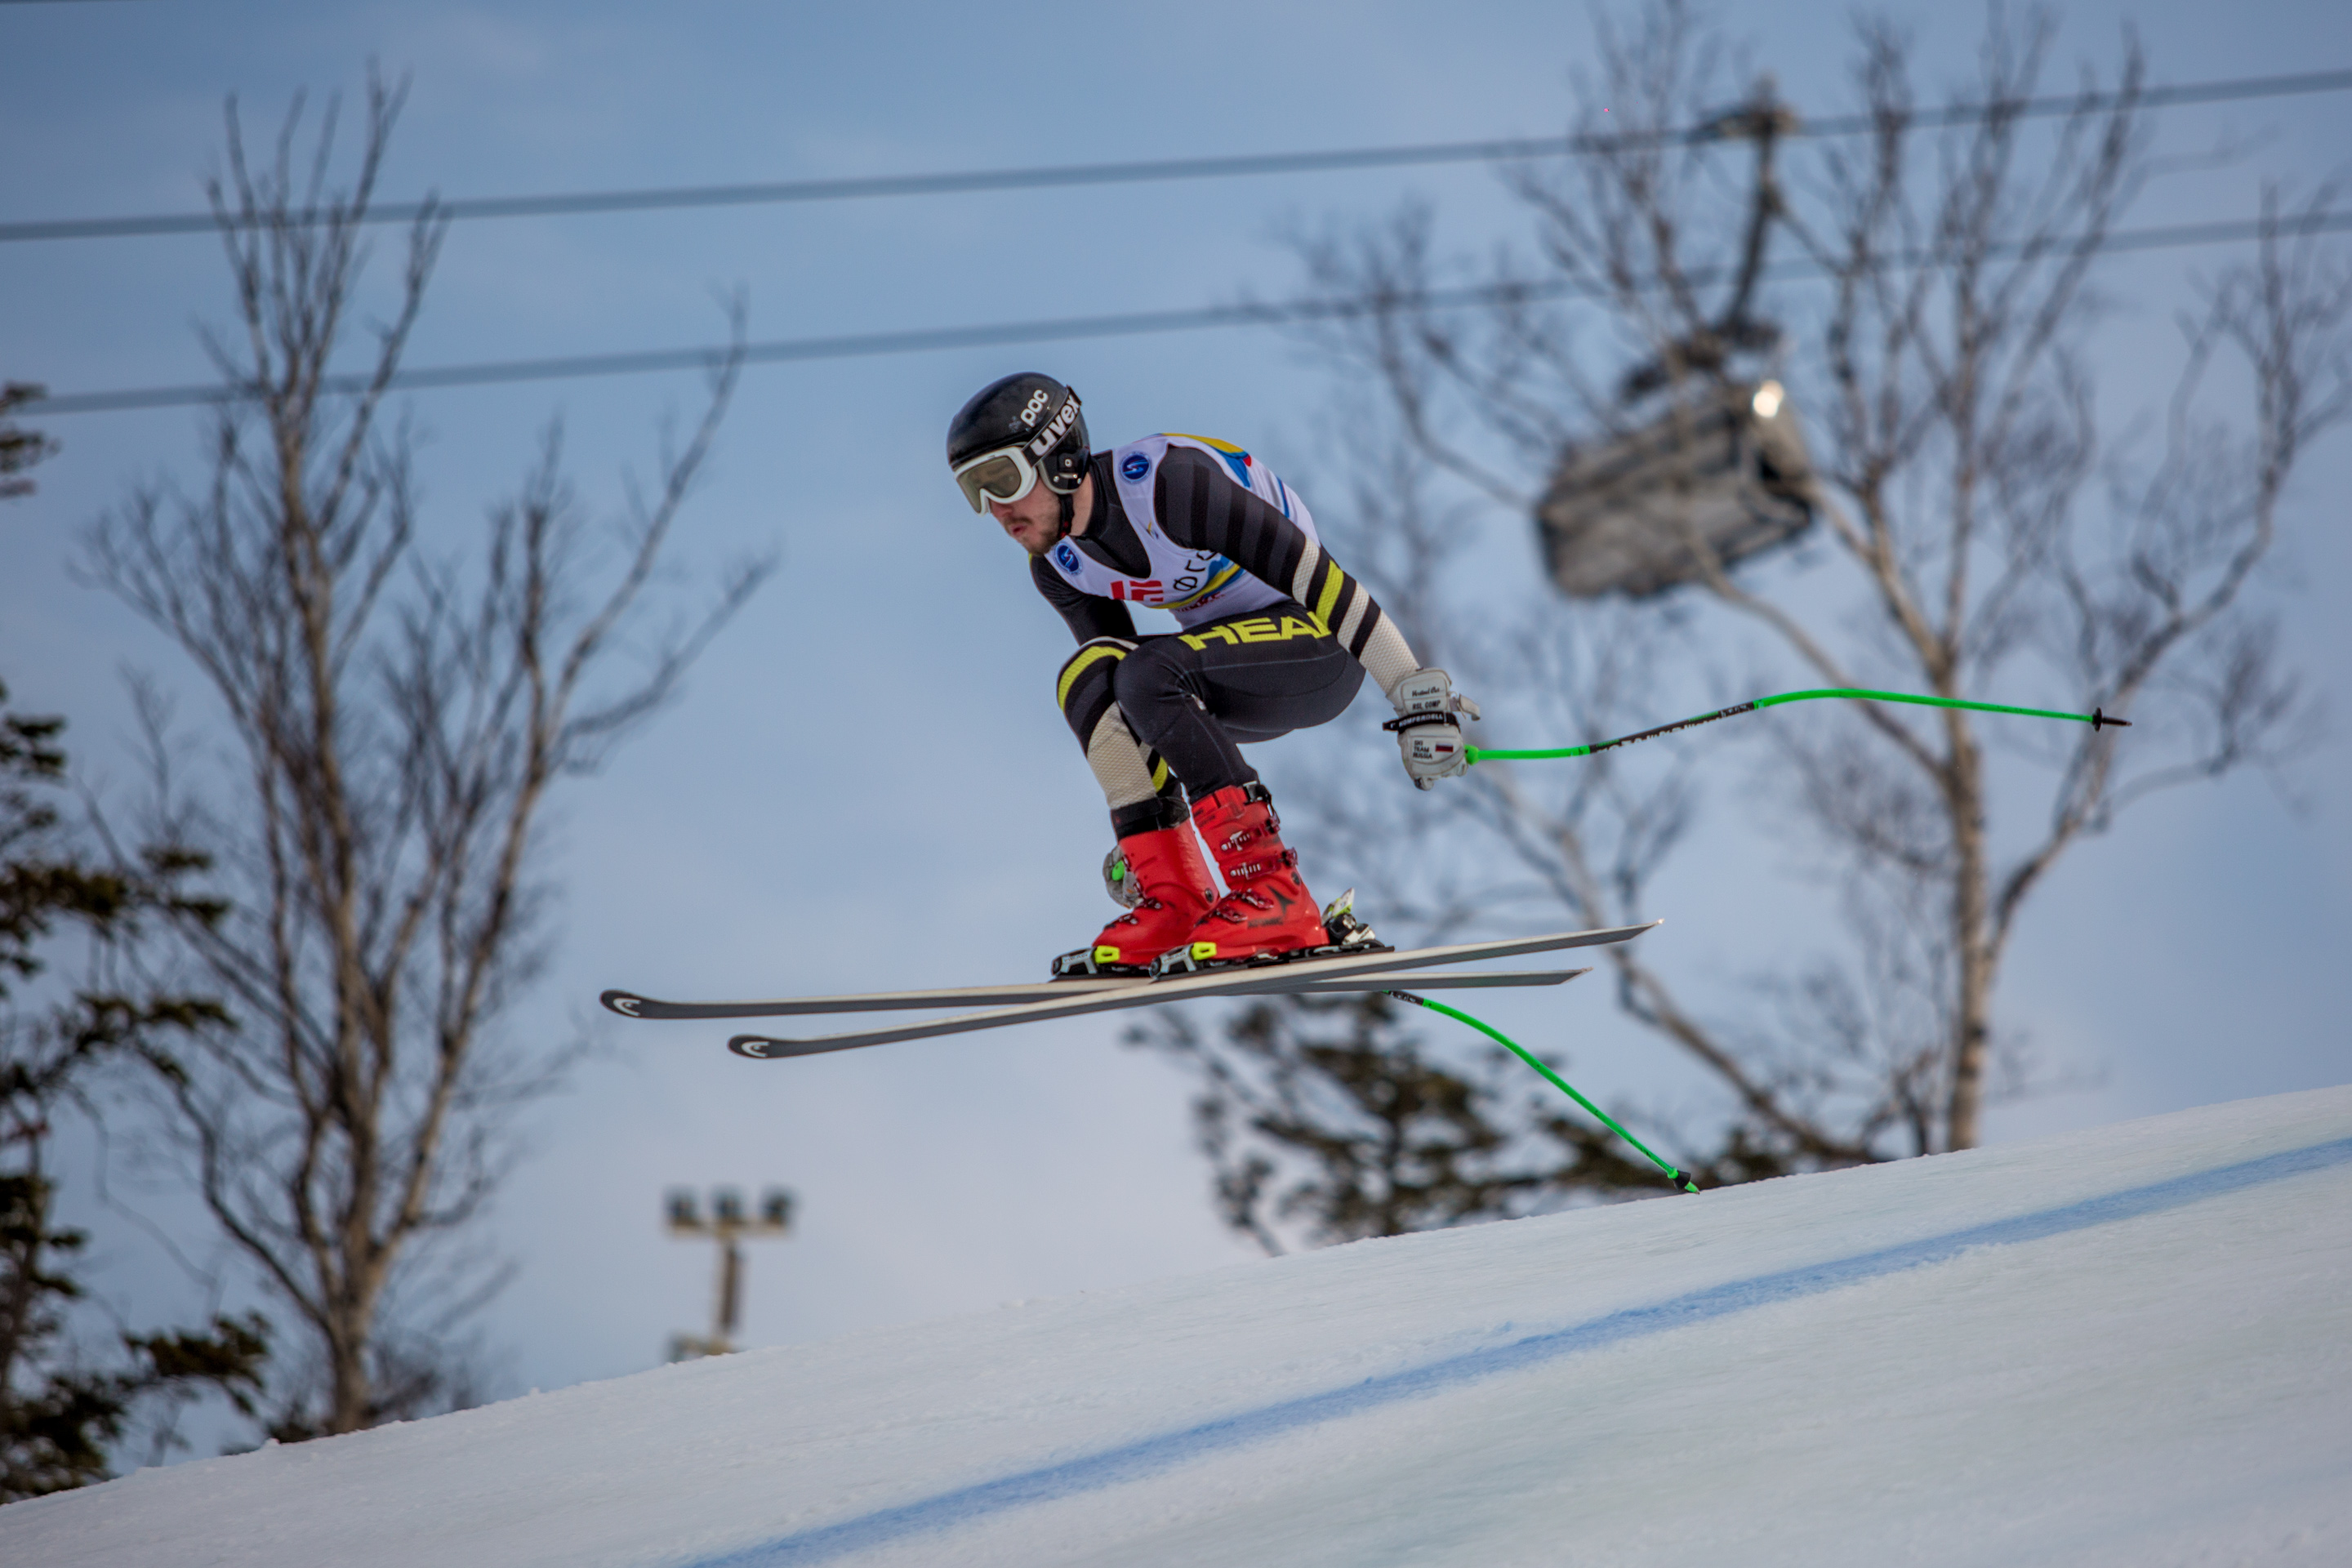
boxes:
[603,966,1589,1022]
[722,921,1658,1060]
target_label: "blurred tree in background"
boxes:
[1134,992,1694,1255]
[0,679,269,1500]
[76,71,771,1439]
[1145,1,2350,1242]
[0,385,61,501]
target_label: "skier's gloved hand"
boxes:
[1382,669,1481,790]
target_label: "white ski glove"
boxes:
[1382,668,1481,790]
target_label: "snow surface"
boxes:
[9,1085,2350,1567]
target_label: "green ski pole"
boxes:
[1386,990,1700,1196]
[1467,686,2128,765]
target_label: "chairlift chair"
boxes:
[1532,377,1818,599]
[1534,77,1817,600]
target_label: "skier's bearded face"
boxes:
[989,472,1089,556]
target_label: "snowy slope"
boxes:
[10,1086,2350,1568]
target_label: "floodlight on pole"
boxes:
[666,1184,792,1361]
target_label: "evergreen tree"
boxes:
[0,383,59,501]
[1133,993,1720,1254]
[0,684,268,1500]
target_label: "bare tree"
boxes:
[78,73,773,1437]
[1147,2,2350,1231]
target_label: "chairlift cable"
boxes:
[23,207,2350,418]
[5,66,2349,245]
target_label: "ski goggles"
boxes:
[952,446,1044,514]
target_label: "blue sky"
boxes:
[3,0,2347,1434]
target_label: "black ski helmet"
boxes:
[946,372,1090,497]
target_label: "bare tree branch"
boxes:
[1152,4,2345,1246]
[76,74,771,1437]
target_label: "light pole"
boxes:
[666,1185,791,1361]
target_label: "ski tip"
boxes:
[601,990,648,1018]
[729,1034,783,1059]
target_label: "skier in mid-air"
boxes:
[947,372,1481,979]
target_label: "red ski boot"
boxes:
[1154,782,1334,975]
[1052,822,1215,978]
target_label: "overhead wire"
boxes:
[4,66,2349,245]
[23,207,2350,417]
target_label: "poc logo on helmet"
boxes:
[1020,390,1051,427]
